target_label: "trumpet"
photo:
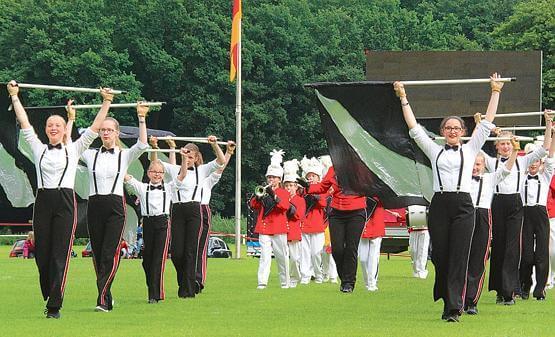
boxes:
[255,184,272,197]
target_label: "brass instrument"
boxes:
[255,184,272,197]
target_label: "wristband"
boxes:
[492,88,502,93]
[103,98,113,103]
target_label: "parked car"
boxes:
[207,236,232,258]
[9,239,25,258]
[82,241,93,258]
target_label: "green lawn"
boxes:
[0,245,553,337]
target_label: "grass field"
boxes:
[1,245,553,337]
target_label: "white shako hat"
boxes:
[300,155,323,178]
[318,155,333,177]
[283,159,300,183]
[265,149,285,178]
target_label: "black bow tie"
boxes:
[444,144,459,151]
[187,167,195,171]
[500,157,509,163]
[149,185,163,190]
[101,147,115,154]
[472,176,481,182]
[47,143,62,150]
[527,175,539,180]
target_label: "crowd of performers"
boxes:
[7,73,555,323]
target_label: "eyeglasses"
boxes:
[100,128,116,134]
[443,126,463,132]
[148,171,164,175]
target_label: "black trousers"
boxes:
[87,194,126,309]
[142,215,170,301]
[171,202,202,298]
[466,208,491,307]
[328,208,366,288]
[33,188,76,310]
[428,192,474,314]
[489,193,523,299]
[520,205,550,298]
[196,205,211,288]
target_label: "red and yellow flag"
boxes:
[229,0,241,82]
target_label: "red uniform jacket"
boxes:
[287,194,305,241]
[301,190,329,233]
[307,166,366,211]
[251,187,290,235]
[361,199,386,239]
[547,176,555,218]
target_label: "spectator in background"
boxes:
[23,231,35,259]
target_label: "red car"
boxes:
[9,239,25,258]
[82,241,93,257]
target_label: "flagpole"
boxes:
[234,7,242,259]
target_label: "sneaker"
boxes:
[256,284,267,290]
[503,298,515,306]
[340,285,354,293]
[330,278,338,284]
[323,276,330,282]
[314,278,323,284]
[418,271,428,279]
[367,285,378,292]
[445,314,460,323]
[289,282,298,288]
[465,305,478,315]
[536,296,546,301]
[281,284,289,289]
[45,308,60,319]
[300,278,310,285]
[496,295,504,304]
[521,292,530,300]
[95,305,110,312]
[148,299,159,304]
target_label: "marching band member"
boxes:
[8,80,111,318]
[407,208,430,279]
[283,160,306,288]
[250,150,291,289]
[195,141,235,294]
[322,226,338,283]
[547,175,555,289]
[465,138,517,315]
[298,164,366,293]
[81,103,149,312]
[394,73,502,322]
[299,156,328,284]
[124,160,173,304]
[519,117,555,301]
[484,129,548,305]
[358,197,385,292]
[167,139,226,298]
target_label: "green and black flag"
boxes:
[307,81,477,209]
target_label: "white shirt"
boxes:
[471,166,511,209]
[200,172,222,205]
[125,177,172,216]
[21,127,98,189]
[81,140,149,196]
[409,120,494,193]
[485,147,547,194]
[520,158,555,207]
[162,160,223,203]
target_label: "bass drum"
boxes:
[406,205,428,229]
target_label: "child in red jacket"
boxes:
[250,150,291,289]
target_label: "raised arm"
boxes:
[544,110,553,154]
[166,139,177,165]
[484,73,504,122]
[66,99,75,141]
[7,81,31,129]
[90,88,114,133]
[137,102,148,144]
[177,147,195,182]
[149,136,159,162]
[393,82,417,129]
[208,135,226,165]
[505,137,520,171]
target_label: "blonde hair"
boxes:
[103,117,124,148]
[184,143,204,165]
[148,160,165,172]
[495,130,513,146]
[27,231,34,241]
[46,115,68,144]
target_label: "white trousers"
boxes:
[358,237,382,288]
[257,234,290,287]
[322,249,338,281]
[288,241,302,286]
[300,232,325,282]
[409,230,430,278]
[548,218,555,286]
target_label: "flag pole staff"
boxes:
[234,3,243,259]
[401,78,515,86]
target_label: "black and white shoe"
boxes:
[45,308,60,319]
[95,304,111,312]
[465,305,478,315]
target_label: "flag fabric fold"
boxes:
[229,0,241,82]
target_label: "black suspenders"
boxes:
[435,147,464,192]
[524,177,541,206]
[495,158,520,193]
[476,177,484,206]
[191,166,200,201]
[92,148,122,195]
[146,183,167,216]
[38,146,69,189]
